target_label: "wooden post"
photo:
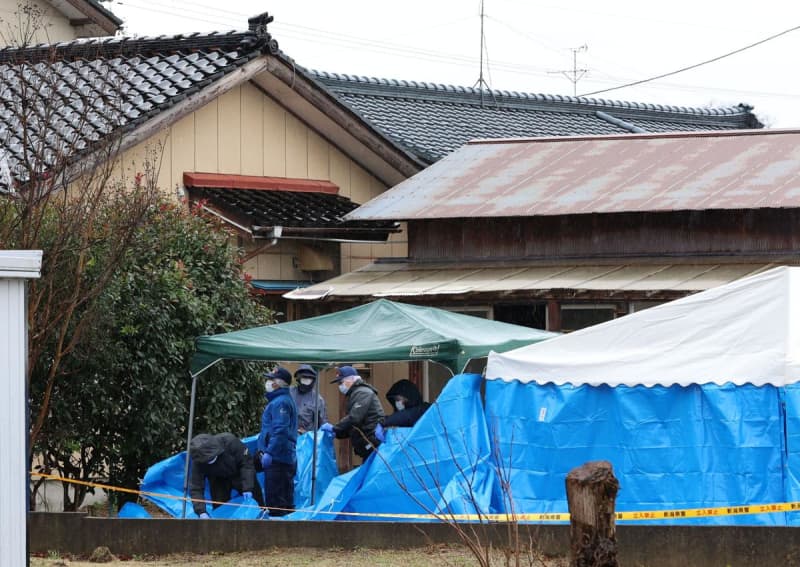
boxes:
[566,460,619,567]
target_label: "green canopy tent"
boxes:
[182,299,556,515]
[191,298,556,376]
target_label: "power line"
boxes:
[111,1,800,102]
[580,23,800,97]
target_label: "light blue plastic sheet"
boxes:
[485,380,786,525]
[295,373,503,521]
[118,501,151,518]
[295,430,339,509]
[140,432,337,518]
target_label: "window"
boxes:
[560,304,617,332]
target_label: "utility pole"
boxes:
[548,44,589,96]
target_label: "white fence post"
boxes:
[0,250,42,566]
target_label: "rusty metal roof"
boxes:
[284,261,783,300]
[345,129,800,221]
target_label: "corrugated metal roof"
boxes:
[345,129,800,220]
[284,261,781,300]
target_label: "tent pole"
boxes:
[181,371,200,519]
[310,369,320,506]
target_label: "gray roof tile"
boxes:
[310,71,763,165]
[0,30,277,189]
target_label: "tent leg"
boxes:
[181,372,199,519]
[310,374,319,506]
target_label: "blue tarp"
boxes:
[485,380,790,525]
[139,373,800,525]
[140,431,337,518]
[292,373,504,521]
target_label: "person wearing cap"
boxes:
[290,364,328,433]
[320,366,385,460]
[188,432,263,518]
[257,366,298,516]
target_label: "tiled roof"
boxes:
[0,30,276,189]
[189,186,399,242]
[310,71,764,165]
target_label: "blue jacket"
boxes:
[257,387,298,465]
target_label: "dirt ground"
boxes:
[30,545,569,566]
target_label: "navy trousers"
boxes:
[264,461,296,517]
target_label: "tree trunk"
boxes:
[566,460,619,567]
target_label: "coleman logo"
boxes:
[410,344,440,357]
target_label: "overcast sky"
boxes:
[107,0,800,128]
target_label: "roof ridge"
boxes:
[309,69,754,117]
[0,30,266,64]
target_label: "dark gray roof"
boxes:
[310,71,764,165]
[0,30,275,190]
[187,186,399,241]
[81,0,124,27]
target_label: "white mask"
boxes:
[338,382,350,395]
[395,400,405,411]
[300,378,314,387]
[265,380,277,394]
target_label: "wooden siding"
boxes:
[123,81,399,281]
[409,210,800,261]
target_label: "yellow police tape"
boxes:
[30,471,800,522]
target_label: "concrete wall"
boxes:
[29,513,800,567]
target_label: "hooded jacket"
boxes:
[258,387,298,465]
[333,378,385,458]
[188,433,255,516]
[383,379,430,428]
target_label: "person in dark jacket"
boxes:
[257,366,298,516]
[290,364,327,433]
[320,365,384,459]
[188,432,263,518]
[383,379,430,429]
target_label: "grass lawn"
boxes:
[30,544,569,566]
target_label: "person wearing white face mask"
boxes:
[256,367,298,516]
[320,365,385,460]
[381,379,430,435]
[289,364,328,433]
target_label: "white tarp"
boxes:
[486,265,800,387]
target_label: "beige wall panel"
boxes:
[256,251,281,279]
[349,243,372,265]
[329,147,351,198]
[371,364,395,415]
[217,87,242,174]
[280,250,301,280]
[349,165,373,205]
[284,113,308,178]
[0,0,74,45]
[339,242,352,273]
[169,114,195,194]
[241,255,258,277]
[370,241,393,260]
[194,100,219,172]
[262,97,286,176]
[240,82,264,175]
[123,132,172,198]
[368,173,386,200]
[307,129,330,180]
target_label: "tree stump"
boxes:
[566,460,619,567]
